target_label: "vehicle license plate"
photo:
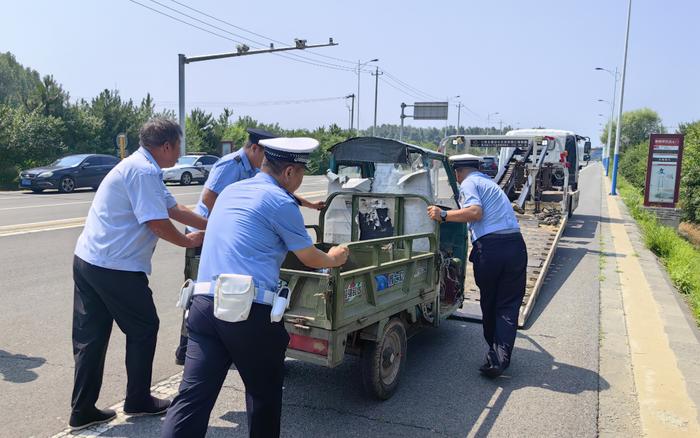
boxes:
[21,179,31,186]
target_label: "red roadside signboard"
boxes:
[644,133,684,207]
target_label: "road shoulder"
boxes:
[603,173,700,435]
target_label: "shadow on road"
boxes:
[0,349,46,383]
[164,323,609,437]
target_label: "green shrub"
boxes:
[680,121,700,223]
[618,141,649,190]
[618,177,700,322]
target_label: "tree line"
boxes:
[0,51,515,187]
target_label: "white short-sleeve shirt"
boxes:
[74,147,177,274]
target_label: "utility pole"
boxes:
[611,0,632,196]
[372,67,383,137]
[178,38,338,155]
[345,94,355,132]
[499,120,503,134]
[356,58,378,134]
[456,102,463,134]
[400,103,407,141]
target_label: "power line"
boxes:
[126,0,247,44]
[127,0,474,121]
[156,96,348,107]
[381,69,440,101]
[127,0,357,73]
[144,0,357,72]
[379,77,424,100]
[167,0,359,66]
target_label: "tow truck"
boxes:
[440,129,591,327]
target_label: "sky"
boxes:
[2,0,699,144]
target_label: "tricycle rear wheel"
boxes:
[361,318,407,400]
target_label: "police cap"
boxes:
[449,153,483,169]
[260,137,319,169]
[246,128,276,145]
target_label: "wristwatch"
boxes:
[440,209,447,222]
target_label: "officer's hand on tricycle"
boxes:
[304,200,326,210]
[185,231,205,248]
[427,205,443,221]
[328,245,349,267]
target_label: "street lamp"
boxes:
[595,67,620,176]
[609,0,632,196]
[487,112,500,133]
[345,94,355,132]
[356,58,378,133]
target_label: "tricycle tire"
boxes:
[361,318,407,400]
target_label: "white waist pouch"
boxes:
[214,274,254,323]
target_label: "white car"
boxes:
[162,155,219,185]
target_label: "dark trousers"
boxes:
[162,296,289,438]
[470,232,527,369]
[71,256,159,413]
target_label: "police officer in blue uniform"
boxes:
[428,154,527,378]
[69,118,207,431]
[161,137,349,438]
[175,128,325,364]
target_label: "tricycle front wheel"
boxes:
[361,318,407,400]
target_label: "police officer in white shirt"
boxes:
[428,154,527,378]
[161,137,348,438]
[175,128,325,364]
[70,118,207,431]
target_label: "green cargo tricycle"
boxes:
[280,137,469,400]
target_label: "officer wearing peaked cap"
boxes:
[427,153,527,378]
[162,137,349,438]
[175,128,325,365]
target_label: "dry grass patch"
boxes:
[680,222,700,248]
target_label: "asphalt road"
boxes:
[0,177,327,438]
[0,167,603,437]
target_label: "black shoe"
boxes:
[479,361,491,373]
[175,355,185,366]
[124,396,171,416]
[479,364,504,378]
[69,407,117,431]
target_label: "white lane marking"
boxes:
[0,200,92,211]
[0,191,202,211]
[0,188,326,236]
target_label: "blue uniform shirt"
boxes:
[75,147,177,274]
[196,172,313,295]
[193,149,257,218]
[459,171,519,242]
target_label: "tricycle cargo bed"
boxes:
[280,232,439,333]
